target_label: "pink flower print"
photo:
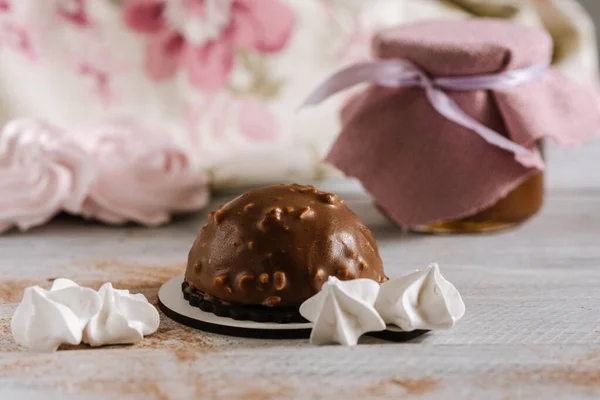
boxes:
[57,0,92,27]
[336,20,372,64]
[144,28,184,80]
[1,22,35,60]
[0,0,9,12]
[124,0,295,92]
[78,63,113,106]
[237,99,279,141]
[186,93,281,163]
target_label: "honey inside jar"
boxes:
[378,140,546,234]
[411,172,544,233]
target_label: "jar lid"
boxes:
[373,19,552,76]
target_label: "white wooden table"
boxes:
[1,140,599,399]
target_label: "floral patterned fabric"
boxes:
[123,0,295,92]
[0,0,597,188]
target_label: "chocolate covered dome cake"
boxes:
[183,184,386,323]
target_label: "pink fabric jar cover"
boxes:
[322,19,600,228]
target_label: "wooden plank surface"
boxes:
[0,140,599,399]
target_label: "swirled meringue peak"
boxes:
[374,263,465,331]
[83,282,160,347]
[11,279,102,352]
[77,119,209,226]
[12,279,160,351]
[300,276,385,346]
[0,119,95,233]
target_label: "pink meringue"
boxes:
[76,119,209,226]
[0,119,94,233]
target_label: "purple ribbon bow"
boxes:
[302,59,550,169]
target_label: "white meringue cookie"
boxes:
[374,263,465,331]
[83,282,160,347]
[0,119,95,233]
[11,279,102,352]
[75,119,209,226]
[300,276,385,346]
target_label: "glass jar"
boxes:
[411,172,544,233]
[374,141,545,234]
[408,141,545,234]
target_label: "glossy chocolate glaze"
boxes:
[185,184,386,307]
